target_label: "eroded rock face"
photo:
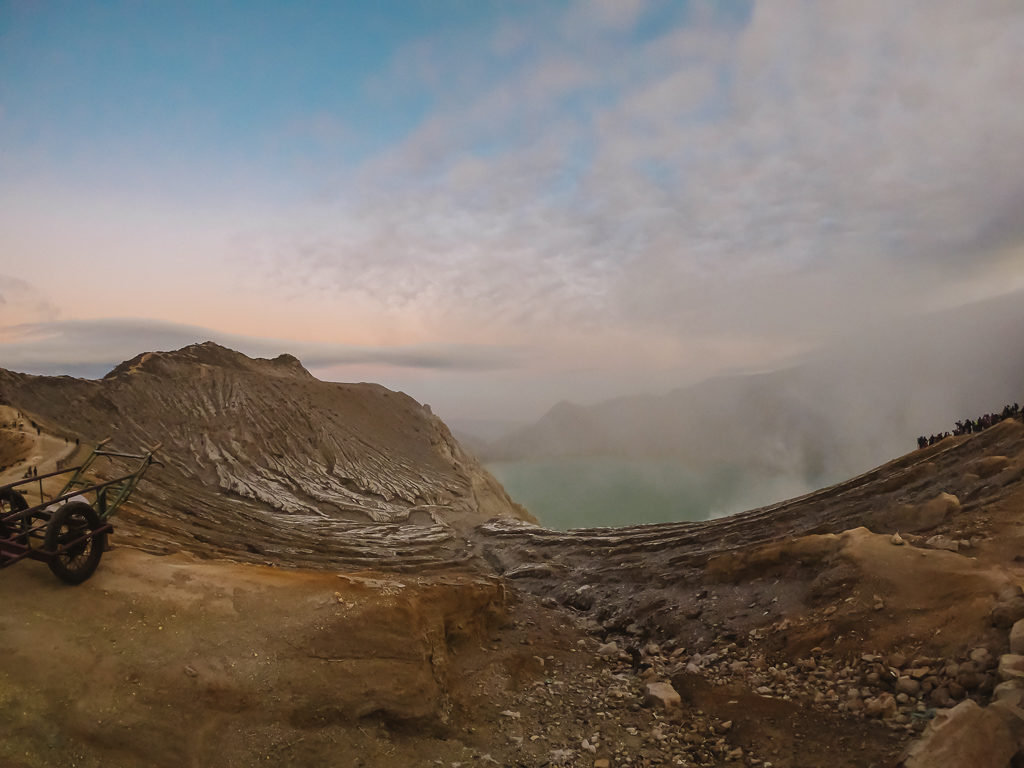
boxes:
[0,343,532,569]
[0,549,510,767]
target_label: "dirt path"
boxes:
[0,404,79,485]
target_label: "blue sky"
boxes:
[1,0,1023,425]
[3,1,499,196]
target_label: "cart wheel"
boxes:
[0,488,29,538]
[44,501,106,585]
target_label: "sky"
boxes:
[2,0,1024,430]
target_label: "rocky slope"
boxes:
[480,417,1024,653]
[0,342,531,570]
[4,344,1024,766]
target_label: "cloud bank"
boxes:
[267,0,1024,373]
[2,1,1022,423]
[0,318,523,380]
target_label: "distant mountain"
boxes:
[485,290,1024,490]
[0,342,532,568]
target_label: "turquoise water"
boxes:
[487,457,818,530]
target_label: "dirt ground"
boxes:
[3,403,1024,766]
[0,544,911,768]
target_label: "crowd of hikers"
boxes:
[917,402,1022,449]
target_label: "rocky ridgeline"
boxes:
[0,343,531,570]
[479,418,1024,643]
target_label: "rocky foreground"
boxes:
[2,346,1024,767]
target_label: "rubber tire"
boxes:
[0,488,29,538]
[44,501,106,585]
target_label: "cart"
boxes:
[0,439,161,584]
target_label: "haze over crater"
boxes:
[2,0,1022,437]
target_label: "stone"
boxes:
[998,585,1024,601]
[865,694,898,719]
[596,642,620,658]
[1011,620,1024,655]
[643,681,681,709]
[901,700,1018,768]
[891,532,905,546]
[992,680,1024,707]
[969,648,995,669]
[956,671,983,691]
[991,596,1024,628]
[896,677,921,696]
[997,654,1024,682]
[924,535,959,552]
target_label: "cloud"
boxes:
[261,0,1024,375]
[0,276,60,331]
[0,318,526,379]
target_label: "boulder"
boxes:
[887,493,961,533]
[900,699,1018,767]
[972,456,1010,479]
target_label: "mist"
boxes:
[483,289,1024,529]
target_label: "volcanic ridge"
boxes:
[2,344,1024,768]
